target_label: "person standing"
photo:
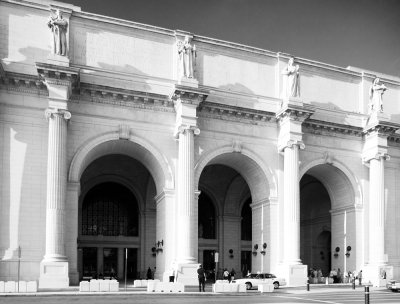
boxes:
[358,270,363,286]
[197,264,206,292]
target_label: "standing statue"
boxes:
[177,35,196,78]
[369,77,387,113]
[282,57,300,98]
[47,9,68,56]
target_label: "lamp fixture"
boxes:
[229,249,234,258]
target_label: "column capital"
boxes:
[278,139,305,152]
[174,124,200,138]
[36,62,80,101]
[362,152,390,164]
[45,108,71,121]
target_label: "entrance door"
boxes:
[203,250,216,281]
[82,247,97,279]
[126,248,137,279]
[103,248,118,279]
[241,251,251,277]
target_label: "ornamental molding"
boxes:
[170,85,209,107]
[36,62,80,90]
[0,71,48,95]
[363,122,399,137]
[174,124,200,137]
[77,83,174,111]
[303,120,363,137]
[276,102,314,123]
[198,101,276,124]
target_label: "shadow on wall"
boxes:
[2,125,46,266]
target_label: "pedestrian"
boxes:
[358,270,363,286]
[223,268,230,281]
[230,268,236,282]
[197,264,206,292]
[147,267,152,280]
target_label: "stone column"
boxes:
[368,154,387,265]
[362,115,399,286]
[170,85,208,285]
[176,126,199,263]
[276,100,313,286]
[36,63,79,289]
[282,140,303,265]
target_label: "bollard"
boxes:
[364,286,369,304]
[352,278,356,290]
[307,280,310,291]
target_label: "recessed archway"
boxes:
[300,162,360,279]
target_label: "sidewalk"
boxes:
[0,283,387,297]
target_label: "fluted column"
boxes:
[282,140,303,265]
[44,108,71,261]
[368,153,387,265]
[176,126,199,263]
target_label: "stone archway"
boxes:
[299,161,362,279]
[195,146,277,276]
[66,132,174,284]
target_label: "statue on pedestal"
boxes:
[177,36,196,79]
[47,10,68,56]
[369,77,387,113]
[282,57,300,98]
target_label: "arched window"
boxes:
[241,198,252,241]
[198,192,216,239]
[81,182,139,236]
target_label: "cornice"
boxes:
[170,85,209,106]
[303,119,363,138]
[0,71,47,95]
[198,101,276,125]
[276,102,315,123]
[363,121,399,137]
[75,83,174,112]
[36,62,80,90]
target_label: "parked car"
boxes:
[232,273,286,290]
[387,280,400,292]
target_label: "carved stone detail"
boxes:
[45,108,71,121]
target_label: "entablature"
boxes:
[303,119,363,138]
[198,101,276,125]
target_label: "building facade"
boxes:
[1,0,400,288]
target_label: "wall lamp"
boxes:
[156,240,164,253]
[252,244,258,256]
[334,247,340,258]
[260,243,267,255]
[229,249,234,259]
[345,246,351,257]
[151,247,156,257]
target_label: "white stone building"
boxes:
[1,0,400,288]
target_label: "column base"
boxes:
[175,263,200,286]
[39,260,69,289]
[363,264,393,287]
[279,263,307,287]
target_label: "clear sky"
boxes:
[62,0,400,77]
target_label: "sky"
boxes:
[61,0,400,77]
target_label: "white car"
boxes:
[232,273,286,290]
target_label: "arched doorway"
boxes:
[77,154,157,281]
[195,149,275,278]
[80,182,139,280]
[300,174,331,277]
[300,162,360,280]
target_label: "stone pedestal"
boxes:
[280,264,308,287]
[47,54,70,67]
[178,77,198,88]
[175,263,200,286]
[39,261,69,289]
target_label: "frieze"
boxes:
[303,120,363,137]
[198,101,276,125]
[0,71,47,95]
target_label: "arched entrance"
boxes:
[195,147,276,278]
[80,182,139,280]
[300,162,360,281]
[77,152,158,281]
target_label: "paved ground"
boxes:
[1,284,400,304]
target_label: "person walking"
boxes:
[197,264,206,292]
